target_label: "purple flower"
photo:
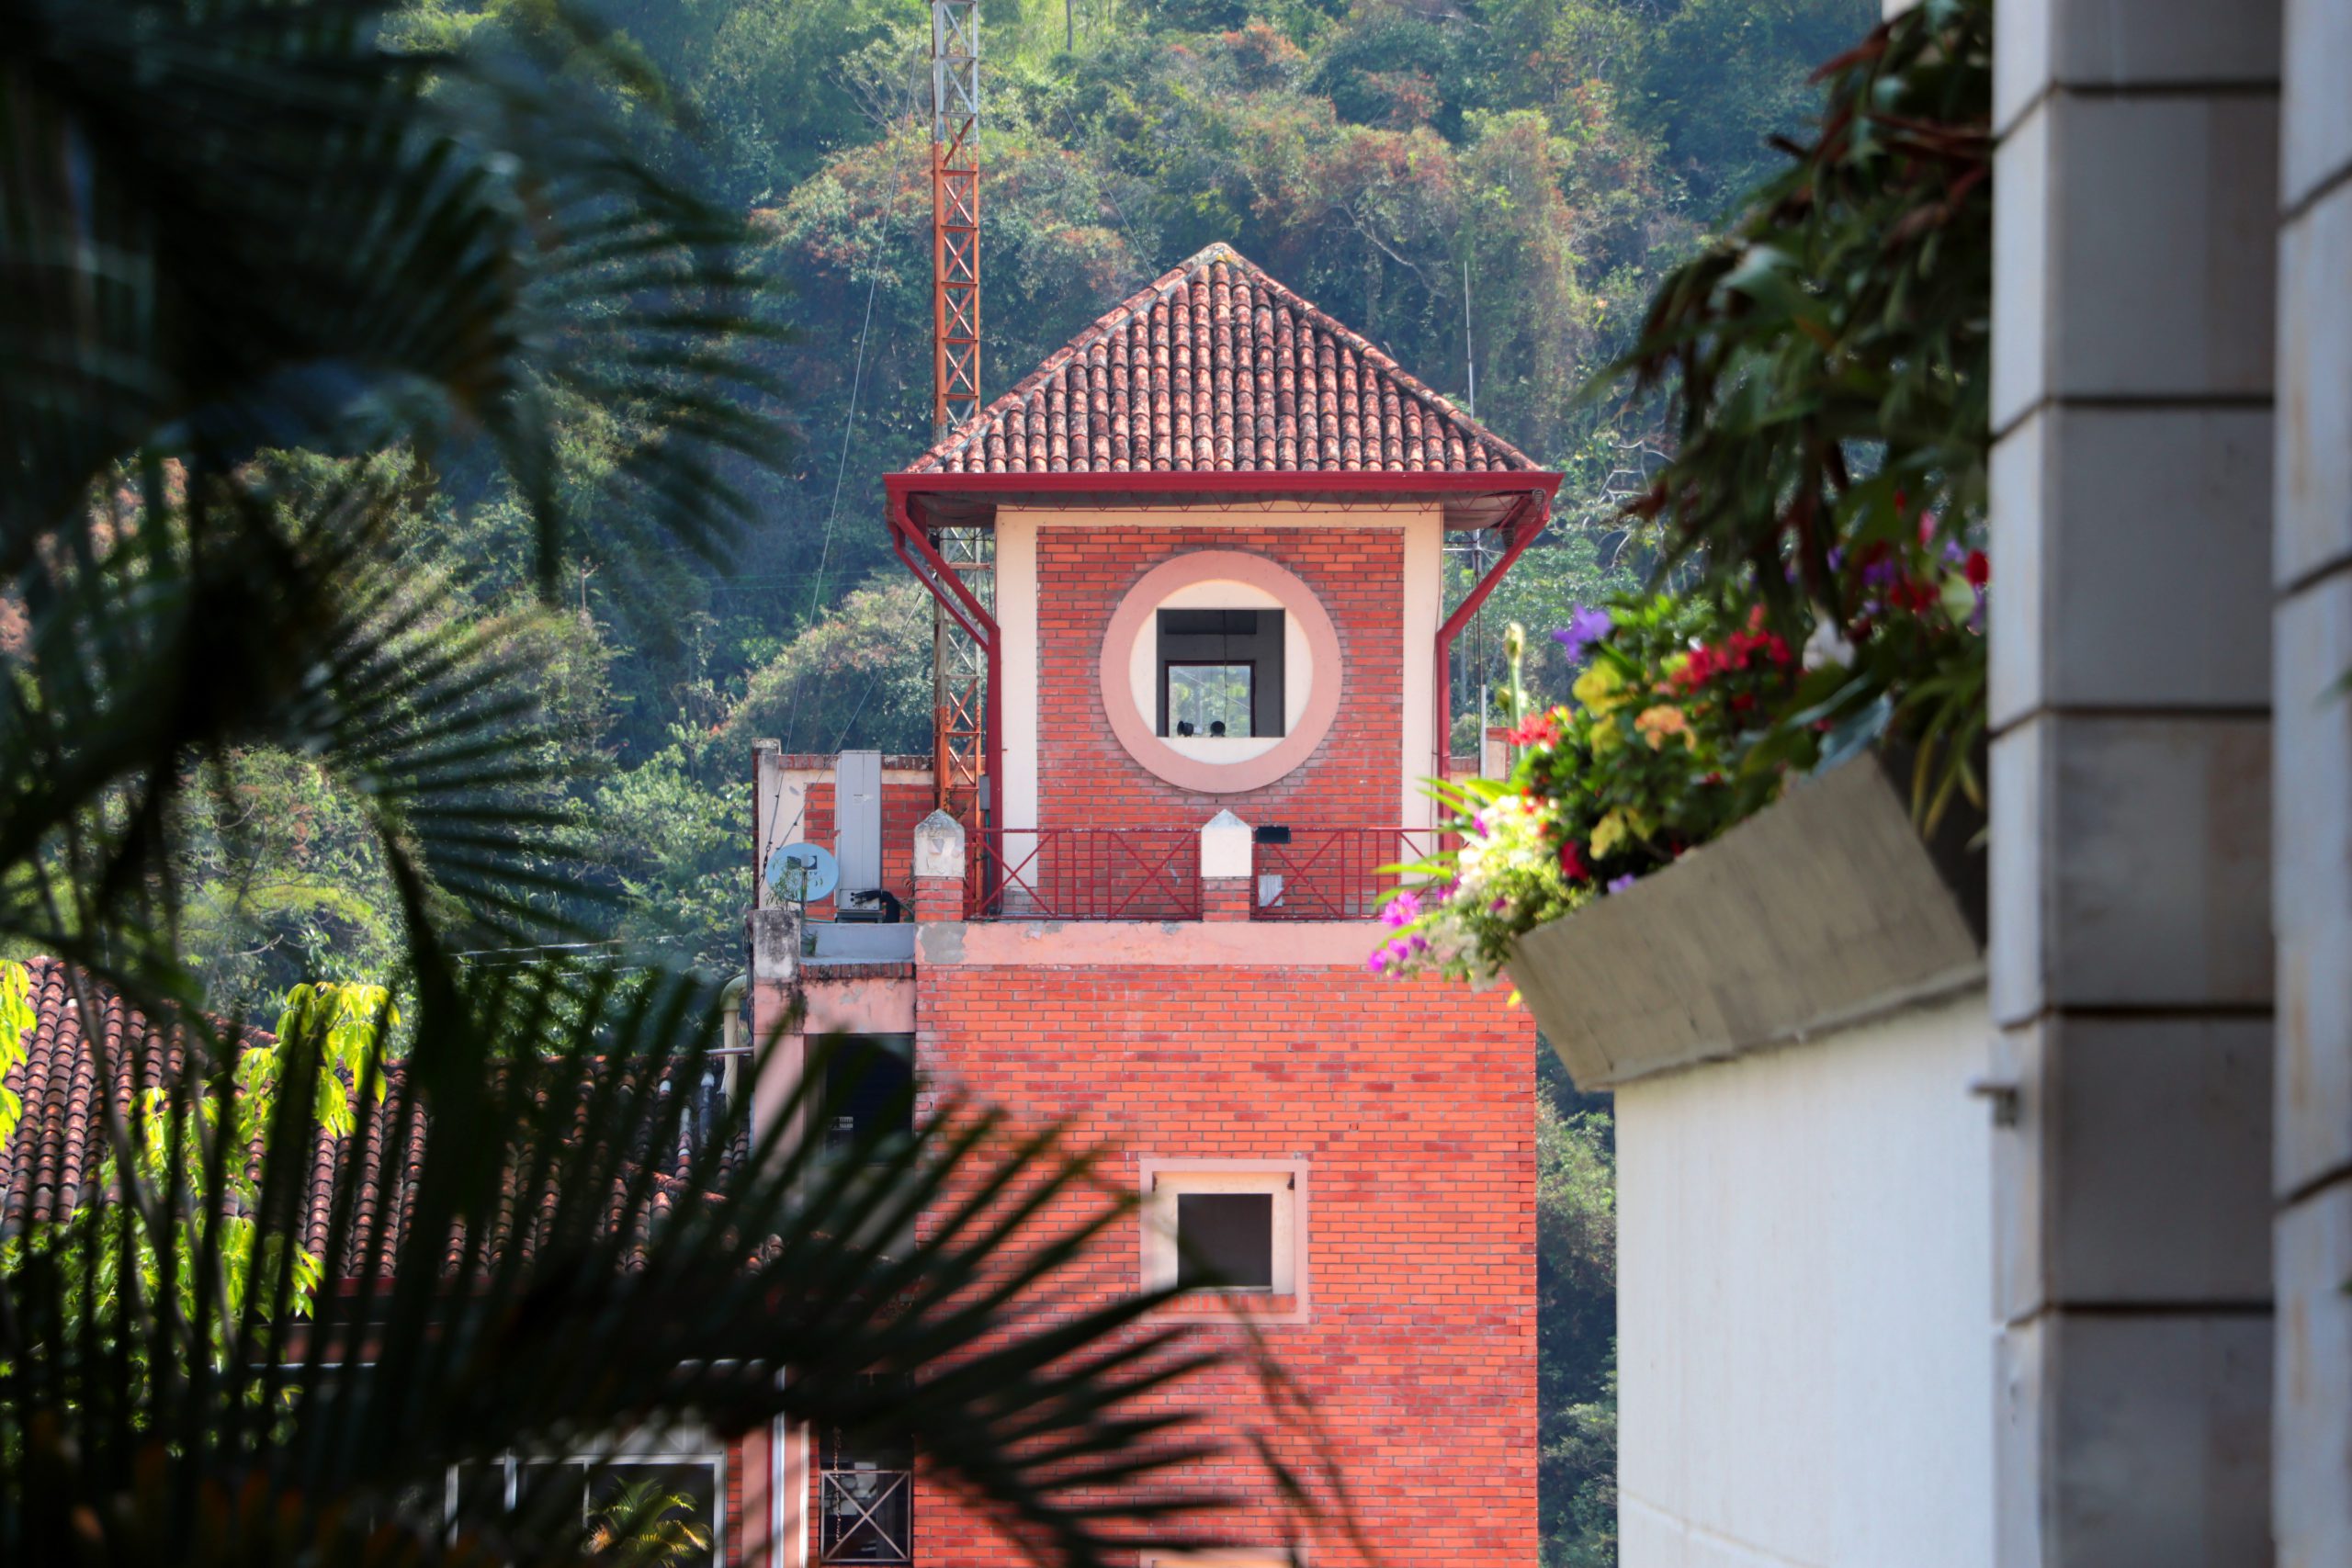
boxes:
[1490,897,1509,914]
[1381,889,1422,929]
[1605,874,1638,895]
[1551,604,1614,660]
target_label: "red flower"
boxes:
[1505,710,1560,748]
[1965,549,1990,588]
[1559,841,1588,881]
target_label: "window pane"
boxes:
[1167,664,1254,738]
[594,1461,720,1568]
[451,1458,510,1529]
[516,1461,590,1535]
[820,1381,914,1566]
[1175,1192,1274,1291]
[820,1463,912,1564]
[821,1035,915,1156]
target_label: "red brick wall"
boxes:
[800,778,933,916]
[905,963,1536,1567]
[1035,527,1405,830]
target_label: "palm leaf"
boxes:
[1,956,1327,1565]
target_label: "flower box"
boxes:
[1507,749,1986,1089]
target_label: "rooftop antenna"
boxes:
[932,1,980,436]
[927,1,990,823]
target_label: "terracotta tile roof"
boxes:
[0,958,744,1276]
[908,243,1542,477]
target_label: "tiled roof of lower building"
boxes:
[908,243,1542,478]
[0,958,742,1276]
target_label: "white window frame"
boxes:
[443,1420,728,1567]
[1138,1158,1310,1325]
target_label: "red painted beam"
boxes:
[887,493,1001,840]
[1431,490,1548,778]
[886,469,1561,507]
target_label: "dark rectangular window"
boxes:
[1156,608,1284,738]
[1174,1192,1275,1292]
[820,1410,914,1564]
[820,1034,915,1157]
[446,1450,720,1566]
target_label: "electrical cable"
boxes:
[783,129,918,756]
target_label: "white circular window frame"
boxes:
[1097,550,1343,795]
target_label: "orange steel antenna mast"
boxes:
[931,0,980,434]
[928,1,989,821]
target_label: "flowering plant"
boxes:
[1374,0,1995,985]
[1374,536,1986,983]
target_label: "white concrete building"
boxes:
[1523,1,2352,1562]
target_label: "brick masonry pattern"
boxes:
[906,964,1537,1566]
[1036,525,1405,833]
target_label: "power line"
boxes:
[784,131,919,755]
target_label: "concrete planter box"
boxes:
[1508,749,1987,1090]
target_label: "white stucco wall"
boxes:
[1615,987,1996,1568]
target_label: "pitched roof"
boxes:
[908,243,1541,478]
[0,958,742,1276]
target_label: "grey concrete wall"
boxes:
[2272,4,2352,1561]
[1989,0,2280,1561]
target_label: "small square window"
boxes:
[1156,608,1284,738]
[1140,1162,1306,1316]
[1174,1193,1274,1291]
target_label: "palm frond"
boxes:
[1,956,1312,1566]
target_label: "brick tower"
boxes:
[749,245,1554,1568]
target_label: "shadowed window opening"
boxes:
[1175,1192,1275,1291]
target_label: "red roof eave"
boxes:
[885,468,1564,528]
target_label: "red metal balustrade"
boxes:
[1250,828,1442,921]
[967,828,1203,921]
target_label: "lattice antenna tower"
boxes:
[929,0,990,820]
[931,0,980,436]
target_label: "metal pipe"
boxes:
[1433,490,1547,777]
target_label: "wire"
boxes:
[783,129,919,756]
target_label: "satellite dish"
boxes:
[764,842,840,903]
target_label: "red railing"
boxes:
[967,829,1202,921]
[1250,828,1441,921]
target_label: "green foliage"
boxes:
[9,984,394,1362]
[586,1478,715,1566]
[1535,1053,1615,1568]
[0,1,1335,1561]
[0,963,31,1148]
[1616,0,1993,820]
[593,724,749,973]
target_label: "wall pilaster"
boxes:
[1989,1,2279,1559]
[2272,3,2352,1560]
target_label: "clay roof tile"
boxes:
[907,243,1539,478]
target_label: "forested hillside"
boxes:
[182,0,1867,991]
[157,6,1867,1561]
